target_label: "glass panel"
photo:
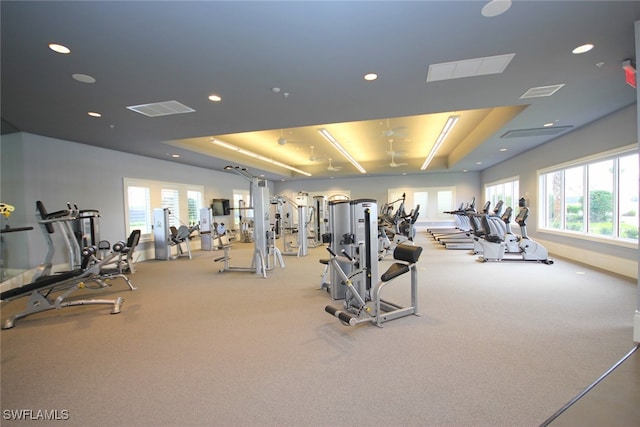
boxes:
[436,191,452,220]
[618,154,639,240]
[127,186,151,234]
[187,190,202,226]
[414,191,428,219]
[545,171,562,229]
[588,159,614,236]
[503,181,513,212]
[161,188,180,228]
[564,166,584,232]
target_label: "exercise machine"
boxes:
[429,197,476,241]
[215,166,284,277]
[271,194,309,257]
[153,208,197,260]
[309,195,328,247]
[324,243,423,327]
[378,194,420,259]
[439,201,490,249]
[478,202,554,264]
[1,203,137,329]
[1,203,34,281]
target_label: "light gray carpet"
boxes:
[1,231,637,426]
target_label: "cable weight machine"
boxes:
[215,166,284,277]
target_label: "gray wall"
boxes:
[481,103,638,263]
[0,132,252,269]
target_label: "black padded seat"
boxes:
[393,244,423,264]
[380,263,410,282]
[0,270,80,300]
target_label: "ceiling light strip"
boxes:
[420,115,460,170]
[317,128,366,174]
[211,139,311,177]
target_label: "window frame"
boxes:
[537,144,638,247]
[123,177,205,242]
[484,176,520,215]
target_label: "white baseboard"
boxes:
[535,238,637,279]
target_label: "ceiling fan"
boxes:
[277,129,303,146]
[309,145,318,161]
[327,158,342,172]
[389,152,409,168]
[387,140,408,168]
[380,118,408,138]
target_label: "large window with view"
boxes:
[538,146,638,242]
[485,177,519,214]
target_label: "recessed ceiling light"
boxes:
[88,112,101,118]
[543,122,554,127]
[208,94,222,102]
[72,74,96,84]
[481,0,512,18]
[499,148,507,152]
[48,43,70,54]
[364,73,378,81]
[171,154,180,158]
[572,43,594,54]
[476,161,482,165]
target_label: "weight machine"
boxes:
[215,166,284,277]
[153,208,197,260]
[1,201,136,329]
[323,200,423,327]
[271,194,309,257]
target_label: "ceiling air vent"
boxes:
[520,84,565,99]
[126,100,195,117]
[501,126,573,138]
[426,53,515,82]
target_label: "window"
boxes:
[187,190,202,226]
[618,154,639,239]
[123,178,205,239]
[387,187,455,222]
[161,188,180,228]
[564,166,584,232]
[126,186,152,234]
[485,177,519,215]
[232,190,251,229]
[538,145,638,242]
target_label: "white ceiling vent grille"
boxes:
[501,126,573,138]
[426,53,515,82]
[520,84,565,99]
[126,100,195,117]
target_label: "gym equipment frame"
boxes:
[216,166,284,277]
[325,243,423,328]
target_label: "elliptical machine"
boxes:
[478,198,553,265]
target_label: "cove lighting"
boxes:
[210,139,311,177]
[420,115,459,170]
[317,128,366,174]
